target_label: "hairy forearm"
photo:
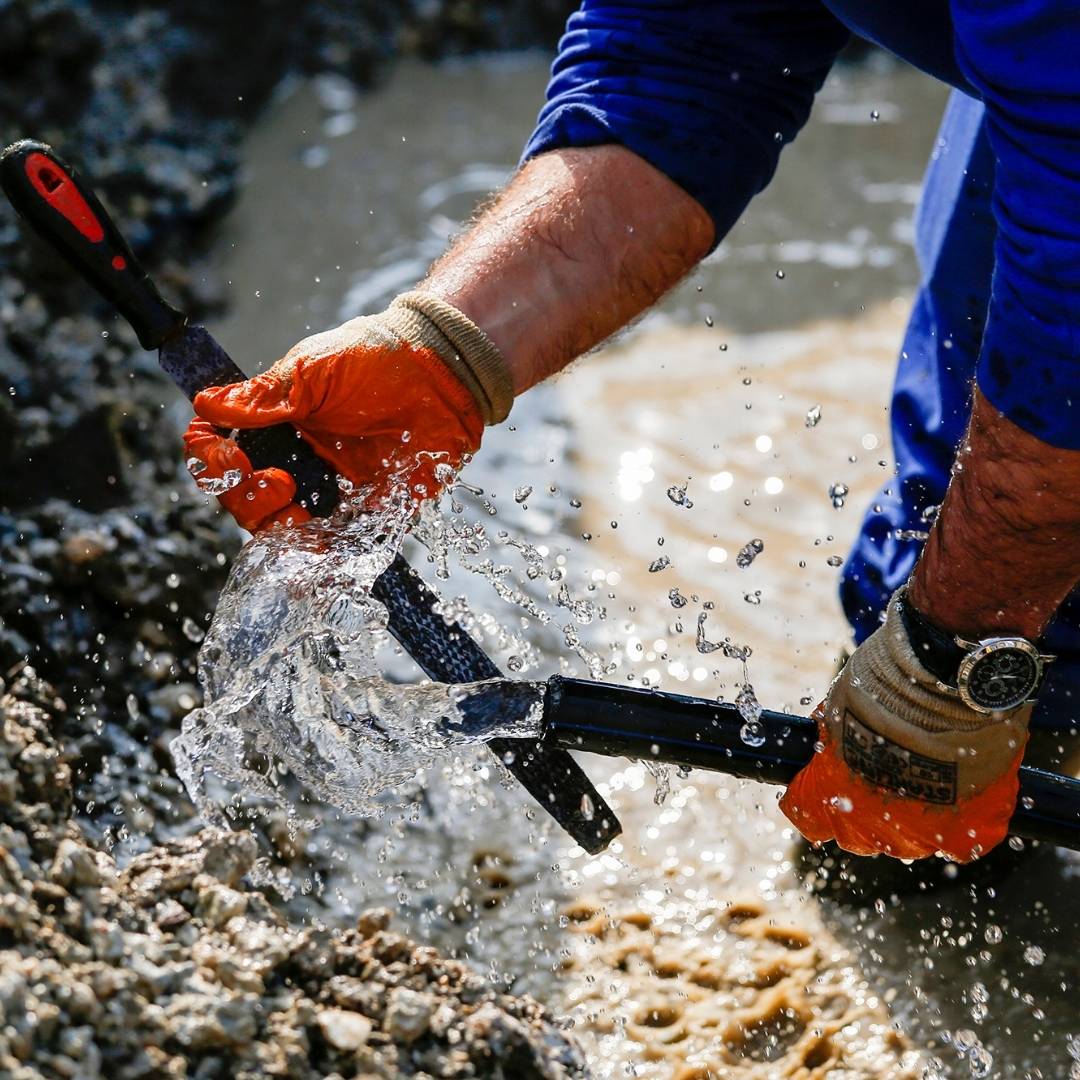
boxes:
[909,388,1080,640]
[422,146,715,394]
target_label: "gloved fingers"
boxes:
[194,368,301,430]
[183,419,303,533]
[219,467,304,533]
[183,417,252,479]
[260,502,312,530]
[779,716,1022,862]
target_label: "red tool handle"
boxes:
[0,140,186,349]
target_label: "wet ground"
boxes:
[200,54,1079,1079]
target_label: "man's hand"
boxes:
[780,592,1031,862]
[182,146,713,533]
[182,293,509,532]
[783,389,1080,861]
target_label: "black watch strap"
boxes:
[896,591,966,687]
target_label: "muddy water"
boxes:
[203,54,1078,1078]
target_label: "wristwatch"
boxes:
[896,589,1055,715]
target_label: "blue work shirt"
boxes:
[523,1,1080,729]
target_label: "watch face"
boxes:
[959,640,1042,713]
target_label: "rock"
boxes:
[197,883,248,928]
[356,906,392,937]
[384,986,435,1043]
[50,838,101,890]
[317,1008,373,1051]
[61,529,115,564]
[167,994,259,1050]
[200,830,258,886]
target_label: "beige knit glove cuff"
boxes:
[387,292,513,425]
[821,591,1031,801]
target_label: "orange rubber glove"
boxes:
[780,591,1030,862]
[182,292,513,532]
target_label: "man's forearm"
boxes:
[422,146,715,395]
[909,388,1080,640]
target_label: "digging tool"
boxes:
[456,677,1080,851]
[525,676,1078,852]
[0,139,620,854]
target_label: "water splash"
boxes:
[171,467,546,859]
[735,683,765,748]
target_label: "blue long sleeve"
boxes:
[525,0,1080,450]
[953,2,1080,448]
[522,1,850,241]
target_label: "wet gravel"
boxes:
[0,1,582,1074]
[0,670,587,1078]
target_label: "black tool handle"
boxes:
[545,677,1080,853]
[0,140,186,350]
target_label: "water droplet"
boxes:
[196,468,244,495]
[828,482,849,509]
[182,617,205,643]
[954,1030,977,1052]
[648,555,671,573]
[668,588,688,609]
[736,538,764,568]
[826,554,844,568]
[186,456,207,477]
[580,793,595,821]
[870,109,880,121]
[736,683,763,728]
[743,590,762,605]
[969,1046,993,1078]
[1023,944,1045,966]
[165,573,180,589]
[738,718,765,748]
[514,485,533,504]
[126,694,139,721]
[666,481,693,508]
[984,924,1003,945]
[775,269,785,280]
[805,404,822,428]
